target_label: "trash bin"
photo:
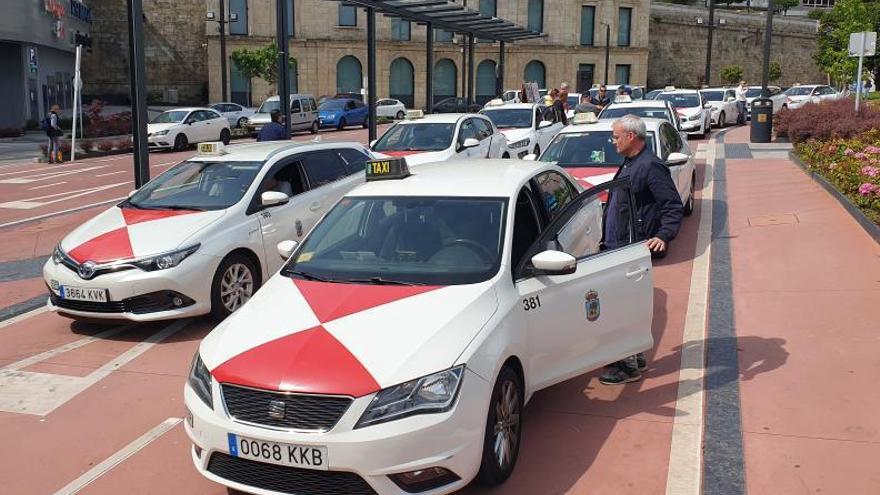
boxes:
[750,97,773,143]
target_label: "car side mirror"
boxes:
[538,120,554,129]
[461,138,480,149]
[127,189,137,198]
[369,139,377,149]
[531,250,577,275]
[667,152,689,166]
[703,104,712,109]
[277,240,298,260]
[523,154,537,161]
[261,191,290,207]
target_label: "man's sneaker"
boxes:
[636,353,647,372]
[599,362,642,385]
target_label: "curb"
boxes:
[0,294,48,324]
[789,151,880,245]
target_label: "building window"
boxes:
[389,57,414,108]
[524,60,546,88]
[476,60,498,105]
[527,0,543,32]
[231,59,251,106]
[618,7,631,47]
[434,29,453,42]
[286,0,295,38]
[580,6,595,46]
[615,64,631,85]
[339,4,357,27]
[577,63,595,92]
[433,59,458,103]
[391,18,410,41]
[480,0,497,17]
[337,56,363,93]
[229,0,247,35]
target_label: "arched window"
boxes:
[389,57,414,108]
[336,55,363,94]
[524,60,546,89]
[476,60,497,105]
[433,59,457,104]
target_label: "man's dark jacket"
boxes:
[604,144,683,249]
[257,122,289,142]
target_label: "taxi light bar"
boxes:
[572,112,598,125]
[486,98,505,107]
[366,157,410,181]
[614,95,633,103]
[197,142,227,155]
[405,109,424,120]
[664,85,676,92]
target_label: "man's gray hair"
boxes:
[613,115,647,140]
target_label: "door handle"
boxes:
[625,266,649,279]
[309,202,321,212]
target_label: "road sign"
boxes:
[849,32,877,57]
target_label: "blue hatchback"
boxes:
[318,98,368,130]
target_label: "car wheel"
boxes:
[502,152,510,159]
[210,253,259,321]
[396,110,405,120]
[310,121,319,134]
[236,117,247,128]
[336,118,346,131]
[476,365,523,486]
[683,172,696,217]
[533,145,540,157]
[173,133,188,152]
[718,112,725,128]
[220,128,231,145]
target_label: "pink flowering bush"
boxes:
[796,129,880,224]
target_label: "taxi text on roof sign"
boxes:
[365,157,410,181]
[197,142,228,155]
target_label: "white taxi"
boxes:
[370,111,505,166]
[534,114,696,215]
[597,97,683,132]
[480,101,563,159]
[782,84,844,110]
[655,89,712,137]
[43,141,377,322]
[185,157,654,495]
[147,108,231,152]
[700,88,740,127]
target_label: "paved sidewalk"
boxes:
[712,125,880,494]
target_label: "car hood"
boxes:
[147,123,179,134]
[60,206,226,264]
[563,166,619,190]
[705,101,725,110]
[377,149,448,166]
[675,107,703,119]
[499,128,532,143]
[200,276,499,397]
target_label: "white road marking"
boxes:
[3,325,131,371]
[95,170,127,177]
[28,181,68,190]
[0,165,107,184]
[0,196,125,229]
[0,181,131,210]
[52,417,183,495]
[0,319,189,415]
[664,134,716,495]
[0,305,49,330]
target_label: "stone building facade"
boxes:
[648,3,825,88]
[207,0,651,108]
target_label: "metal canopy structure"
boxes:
[314,0,546,141]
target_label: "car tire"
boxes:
[396,110,405,120]
[718,112,725,128]
[683,172,696,217]
[210,253,260,321]
[336,118,346,131]
[173,133,188,152]
[236,117,247,128]
[533,145,540,157]
[476,365,523,486]
[502,152,510,159]
[310,121,319,134]
[220,128,231,145]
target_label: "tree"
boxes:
[811,0,880,88]
[230,41,296,88]
[776,0,799,15]
[769,61,782,82]
[720,65,744,85]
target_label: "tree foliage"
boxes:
[769,61,782,82]
[811,0,880,87]
[720,64,744,85]
[776,0,800,14]
[230,41,296,86]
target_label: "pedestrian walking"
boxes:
[599,114,683,385]
[42,105,63,163]
[257,110,289,142]
[735,80,748,125]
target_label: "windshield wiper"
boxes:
[161,205,208,211]
[285,270,331,282]
[340,277,423,286]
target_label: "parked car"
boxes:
[499,88,549,103]
[147,108,231,152]
[782,84,845,110]
[209,102,256,128]
[246,94,319,137]
[700,88,740,127]
[597,98,684,135]
[588,85,646,101]
[744,86,787,118]
[376,98,407,120]
[319,98,369,130]
[433,97,483,114]
[655,89,712,137]
[480,102,563,159]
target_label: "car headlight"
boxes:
[687,115,701,122]
[355,365,465,429]
[152,129,169,136]
[131,244,200,271]
[52,244,65,264]
[509,138,530,149]
[188,353,213,408]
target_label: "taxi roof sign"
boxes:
[405,109,424,120]
[366,157,410,181]
[197,142,228,155]
[664,85,676,92]
[614,94,633,103]
[486,98,505,107]
[571,112,598,125]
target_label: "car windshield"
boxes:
[644,90,662,100]
[785,87,814,96]
[319,100,347,111]
[371,123,455,152]
[745,88,764,98]
[125,161,263,211]
[150,111,188,124]
[540,131,657,168]
[657,93,700,108]
[282,196,507,285]
[482,109,532,129]
[599,106,671,121]
[701,91,725,102]
[257,100,280,113]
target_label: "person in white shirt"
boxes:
[735,81,748,125]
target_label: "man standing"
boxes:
[735,80,748,125]
[599,114,683,385]
[43,105,63,163]
[590,85,611,111]
[257,110,289,142]
[574,94,599,115]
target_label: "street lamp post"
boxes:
[761,0,774,97]
[705,0,716,87]
[206,6,239,103]
[604,23,610,85]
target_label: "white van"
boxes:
[246,94,319,136]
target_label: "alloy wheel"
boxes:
[492,380,521,470]
[220,263,254,312]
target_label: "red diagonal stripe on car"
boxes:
[68,227,134,264]
[211,326,381,397]
[381,151,424,158]
[293,279,441,323]
[120,207,199,225]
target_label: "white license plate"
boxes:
[228,433,328,470]
[60,286,108,303]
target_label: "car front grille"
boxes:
[50,291,194,314]
[206,452,377,495]
[222,384,352,432]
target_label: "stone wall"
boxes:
[80,0,208,105]
[648,3,825,88]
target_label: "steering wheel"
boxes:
[439,239,495,264]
